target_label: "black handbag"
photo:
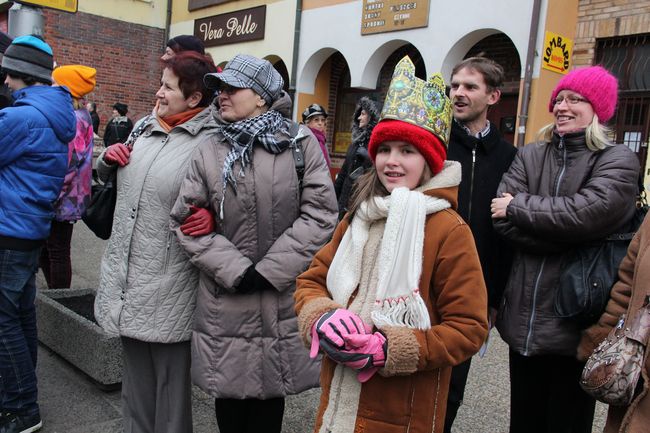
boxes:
[555,198,648,327]
[82,116,151,240]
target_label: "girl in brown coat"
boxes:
[294,57,488,433]
[578,212,650,432]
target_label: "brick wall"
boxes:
[43,10,165,134]
[573,0,650,67]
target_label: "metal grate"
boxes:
[596,34,650,176]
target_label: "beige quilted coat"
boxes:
[94,107,218,343]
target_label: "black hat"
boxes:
[167,35,205,55]
[301,103,328,123]
[113,102,128,116]
[1,35,53,84]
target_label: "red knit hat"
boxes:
[368,120,447,175]
[548,65,618,122]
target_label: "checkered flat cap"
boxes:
[204,54,283,105]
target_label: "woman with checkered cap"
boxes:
[170,54,338,433]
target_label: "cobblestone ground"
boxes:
[34,223,607,432]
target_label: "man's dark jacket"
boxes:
[447,120,517,308]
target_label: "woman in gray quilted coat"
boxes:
[93,52,218,433]
[169,54,338,433]
[491,66,640,433]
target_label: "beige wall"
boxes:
[171,0,281,24]
[524,0,580,144]
[169,0,295,73]
[80,0,168,29]
[303,0,354,10]
[296,57,332,122]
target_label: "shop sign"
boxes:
[542,31,573,74]
[194,5,266,48]
[361,0,430,35]
[14,0,77,13]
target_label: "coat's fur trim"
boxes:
[298,297,343,347]
[378,325,420,376]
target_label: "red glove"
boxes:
[104,143,131,166]
[180,206,214,236]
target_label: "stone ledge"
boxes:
[36,288,122,388]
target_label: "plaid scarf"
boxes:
[218,110,289,219]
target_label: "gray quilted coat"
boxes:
[94,107,218,343]
[169,93,338,399]
[494,132,639,357]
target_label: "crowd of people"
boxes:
[0,29,647,433]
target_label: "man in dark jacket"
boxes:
[444,56,517,432]
[0,35,76,433]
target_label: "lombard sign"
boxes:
[194,5,266,48]
[361,0,430,35]
[542,31,573,74]
[14,0,78,13]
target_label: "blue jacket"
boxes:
[0,85,77,243]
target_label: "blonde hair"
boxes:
[537,114,614,151]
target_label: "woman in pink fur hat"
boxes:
[490,65,641,433]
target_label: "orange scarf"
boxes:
[157,106,204,132]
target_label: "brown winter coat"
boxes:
[494,132,639,356]
[577,213,650,433]
[169,93,338,399]
[295,164,488,433]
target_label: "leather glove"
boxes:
[309,309,369,358]
[103,143,131,166]
[180,206,214,236]
[235,266,276,294]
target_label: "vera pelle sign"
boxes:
[194,5,266,47]
[542,31,573,74]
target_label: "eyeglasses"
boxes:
[553,95,589,106]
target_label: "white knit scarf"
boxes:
[327,163,461,330]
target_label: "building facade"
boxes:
[573,0,650,186]
[168,0,299,95]
[1,0,168,131]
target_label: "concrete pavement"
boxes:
[33,222,608,432]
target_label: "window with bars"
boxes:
[595,34,650,175]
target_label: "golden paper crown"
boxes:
[380,56,452,146]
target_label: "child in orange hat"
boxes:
[41,65,97,288]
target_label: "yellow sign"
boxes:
[15,0,78,13]
[542,31,572,74]
[334,132,352,154]
[361,1,430,35]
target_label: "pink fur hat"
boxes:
[548,66,618,123]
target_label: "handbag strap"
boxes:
[123,115,152,149]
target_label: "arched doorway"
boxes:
[265,55,290,94]
[329,44,425,158]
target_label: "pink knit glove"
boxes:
[342,332,387,383]
[309,308,369,358]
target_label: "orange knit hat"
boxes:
[52,65,96,98]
